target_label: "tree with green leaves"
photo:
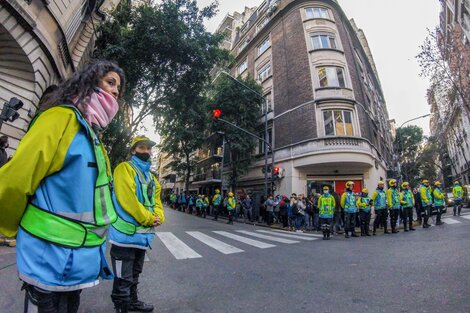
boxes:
[394,125,424,185]
[94,0,227,165]
[209,75,264,191]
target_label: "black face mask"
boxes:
[135,152,151,162]
[378,187,384,190]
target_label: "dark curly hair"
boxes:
[40,59,125,111]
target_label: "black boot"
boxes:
[114,302,130,313]
[344,231,350,238]
[360,226,365,236]
[130,285,154,312]
[409,222,416,231]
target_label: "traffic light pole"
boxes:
[217,117,274,199]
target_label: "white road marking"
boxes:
[186,231,244,254]
[213,231,275,249]
[268,228,323,237]
[461,215,470,220]
[442,218,462,224]
[157,232,202,260]
[236,230,299,244]
[256,230,318,241]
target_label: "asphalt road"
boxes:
[1,207,469,313]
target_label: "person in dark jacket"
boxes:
[0,136,8,168]
[242,195,253,223]
[278,196,289,228]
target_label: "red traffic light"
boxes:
[273,167,280,175]
[213,109,221,118]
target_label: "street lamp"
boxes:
[213,70,274,199]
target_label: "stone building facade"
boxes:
[0,0,120,156]
[214,0,394,197]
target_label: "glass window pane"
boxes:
[335,111,345,135]
[318,67,328,87]
[329,37,336,49]
[344,111,352,123]
[320,35,329,48]
[337,68,345,87]
[344,111,353,135]
[328,67,339,87]
[323,111,334,135]
[321,8,329,18]
[312,36,321,49]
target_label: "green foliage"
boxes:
[94,0,228,165]
[209,75,264,189]
[416,137,440,186]
[394,125,424,184]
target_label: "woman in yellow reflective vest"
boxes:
[0,60,125,313]
[109,136,165,313]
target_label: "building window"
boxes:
[257,17,269,32]
[259,128,273,154]
[258,37,271,55]
[257,62,271,81]
[262,92,273,113]
[311,34,337,49]
[305,7,330,19]
[318,66,346,88]
[239,40,249,53]
[323,110,353,136]
[238,59,248,74]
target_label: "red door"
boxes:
[335,180,362,195]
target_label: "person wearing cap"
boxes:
[432,181,445,226]
[226,192,236,224]
[318,186,335,240]
[452,181,464,216]
[371,181,389,235]
[109,135,164,313]
[357,188,372,236]
[387,179,401,234]
[400,182,416,231]
[419,179,433,228]
[212,189,222,221]
[341,181,359,238]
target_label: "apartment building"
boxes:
[210,0,394,197]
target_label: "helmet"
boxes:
[215,189,220,194]
[201,194,205,197]
[131,135,156,149]
[422,179,429,184]
[454,181,460,185]
[377,181,385,187]
[401,182,409,189]
[434,181,441,186]
[389,179,397,187]
[228,192,234,197]
[345,181,354,188]
[362,188,368,194]
[323,186,329,191]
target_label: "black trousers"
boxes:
[402,207,413,229]
[422,205,431,225]
[373,209,388,232]
[390,209,400,231]
[435,205,444,224]
[23,283,81,313]
[111,245,146,305]
[320,217,333,235]
[359,211,371,234]
[344,212,357,234]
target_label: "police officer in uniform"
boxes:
[433,181,445,225]
[387,179,401,233]
[372,181,389,235]
[341,181,359,238]
[357,188,372,236]
[318,186,335,240]
[419,179,433,228]
[400,182,416,231]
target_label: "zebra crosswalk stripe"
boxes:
[213,231,276,249]
[157,232,202,260]
[186,231,244,254]
[256,230,318,241]
[268,228,323,238]
[442,218,462,224]
[461,215,470,220]
[236,230,299,244]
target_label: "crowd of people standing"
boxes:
[167,179,465,240]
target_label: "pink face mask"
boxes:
[75,88,119,129]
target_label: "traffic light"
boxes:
[212,109,221,124]
[1,97,24,123]
[272,166,280,181]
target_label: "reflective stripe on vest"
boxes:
[454,186,463,199]
[20,204,107,248]
[319,196,334,215]
[20,106,117,248]
[227,198,236,210]
[112,161,156,235]
[391,189,401,209]
[360,197,371,210]
[344,192,356,209]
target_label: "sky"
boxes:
[195,0,442,135]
